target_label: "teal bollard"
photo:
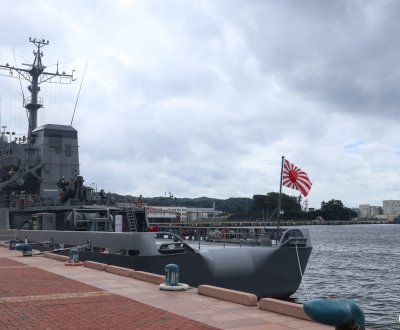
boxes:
[15,243,32,256]
[303,298,365,330]
[165,264,180,286]
[65,248,83,266]
[69,248,79,263]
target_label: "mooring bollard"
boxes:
[160,263,189,291]
[65,248,83,266]
[303,298,365,330]
[14,243,32,256]
[165,263,179,286]
[69,248,79,263]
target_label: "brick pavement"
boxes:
[0,247,341,329]
[0,257,217,330]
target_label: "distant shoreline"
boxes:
[151,219,392,227]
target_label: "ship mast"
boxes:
[0,37,75,139]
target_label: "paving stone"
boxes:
[0,255,216,329]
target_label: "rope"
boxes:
[295,242,310,301]
[48,244,90,253]
[28,240,53,245]
[70,61,88,126]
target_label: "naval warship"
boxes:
[0,38,312,299]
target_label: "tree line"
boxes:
[248,193,357,221]
[112,192,357,221]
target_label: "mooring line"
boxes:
[295,243,310,301]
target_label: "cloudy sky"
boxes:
[0,0,399,209]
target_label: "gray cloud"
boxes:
[0,0,399,209]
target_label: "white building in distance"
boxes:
[149,206,222,222]
[157,206,188,221]
[383,200,400,217]
[358,200,400,221]
[359,204,371,218]
[146,207,179,223]
[358,204,382,218]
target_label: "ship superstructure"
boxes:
[0,38,147,232]
[0,38,80,204]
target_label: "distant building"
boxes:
[150,205,222,222]
[187,207,222,221]
[146,207,179,223]
[370,206,382,217]
[359,204,370,218]
[358,204,382,218]
[383,200,400,217]
[154,206,188,221]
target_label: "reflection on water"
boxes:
[291,224,400,330]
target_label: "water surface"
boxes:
[292,224,400,330]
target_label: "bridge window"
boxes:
[49,135,61,153]
[65,144,72,156]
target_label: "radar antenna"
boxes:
[0,38,75,139]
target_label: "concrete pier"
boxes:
[0,245,341,329]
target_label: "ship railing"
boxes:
[0,195,13,208]
[154,226,279,249]
[24,96,43,107]
[279,229,308,248]
[280,236,308,248]
[154,231,185,242]
[154,232,196,254]
[0,194,57,208]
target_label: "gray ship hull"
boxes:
[77,246,311,298]
[17,229,312,299]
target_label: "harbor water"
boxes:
[292,224,400,330]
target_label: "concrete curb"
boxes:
[104,264,134,277]
[83,260,107,271]
[198,285,258,306]
[53,254,70,262]
[259,298,312,321]
[43,252,57,259]
[132,270,165,284]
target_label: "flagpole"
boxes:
[277,156,284,235]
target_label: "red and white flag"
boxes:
[282,159,312,197]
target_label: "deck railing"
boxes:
[0,194,48,208]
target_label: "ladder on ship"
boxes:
[126,208,137,232]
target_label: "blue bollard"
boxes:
[165,264,180,286]
[303,298,365,330]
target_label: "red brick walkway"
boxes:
[0,257,218,329]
